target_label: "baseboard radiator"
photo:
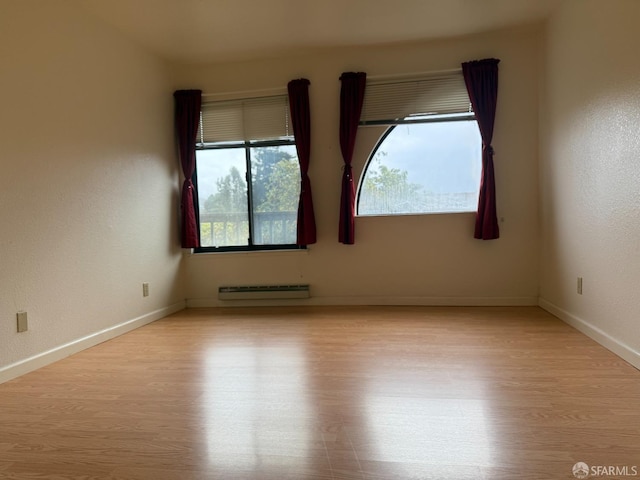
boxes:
[218,284,310,300]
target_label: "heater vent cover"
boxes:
[218,284,310,300]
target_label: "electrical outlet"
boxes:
[142,283,150,297]
[17,311,28,332]
[577,277,583,295]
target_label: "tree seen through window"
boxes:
[196,144,300,248]
[357,119,482,216]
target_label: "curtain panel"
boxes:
[461,58,500,240]
[287,79,317,245]
[338,72,367,245]
[174,89,202,248]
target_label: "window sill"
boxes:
[183,247,309,257]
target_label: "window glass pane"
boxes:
[196,148,249,247]
[357,120,482,216]
[250,146,300,245]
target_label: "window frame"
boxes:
[356,112,481,217]
[193,137,305,254]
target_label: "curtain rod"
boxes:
[366,67,462,82]
[201,86,287,102]
[199,67,462,99]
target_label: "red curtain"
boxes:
[173,89,202,248]
[338,72,367,244]
[288,79,317,245]
[462,58,500,240]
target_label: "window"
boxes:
[193,95,302,252]
[356,73,482,216]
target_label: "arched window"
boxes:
[355,72,482,216]
[357,115,481,216]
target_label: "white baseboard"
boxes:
[539,298,640,370]
[0,301,186,385]
[187,296,539,308]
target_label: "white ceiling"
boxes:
[73,0,561,64]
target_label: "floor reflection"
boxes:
[201,342,312,471]
[363,395,494,467]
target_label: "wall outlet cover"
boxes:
[17,311,28,332]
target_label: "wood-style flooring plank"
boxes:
[0,306,639,479]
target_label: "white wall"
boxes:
[0,0,185,380]
[172,26,542,307]
[539,0,640,367]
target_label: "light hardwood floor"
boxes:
[0,306,639,479]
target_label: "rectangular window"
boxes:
[193,95,302,252]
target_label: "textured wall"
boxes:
[540,0,640,360]
[0,0,185,370]
[172,26,542,306]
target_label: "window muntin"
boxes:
[357,116,482,216]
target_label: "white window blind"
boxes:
[198,95,291,144]
[360,72,472,124]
